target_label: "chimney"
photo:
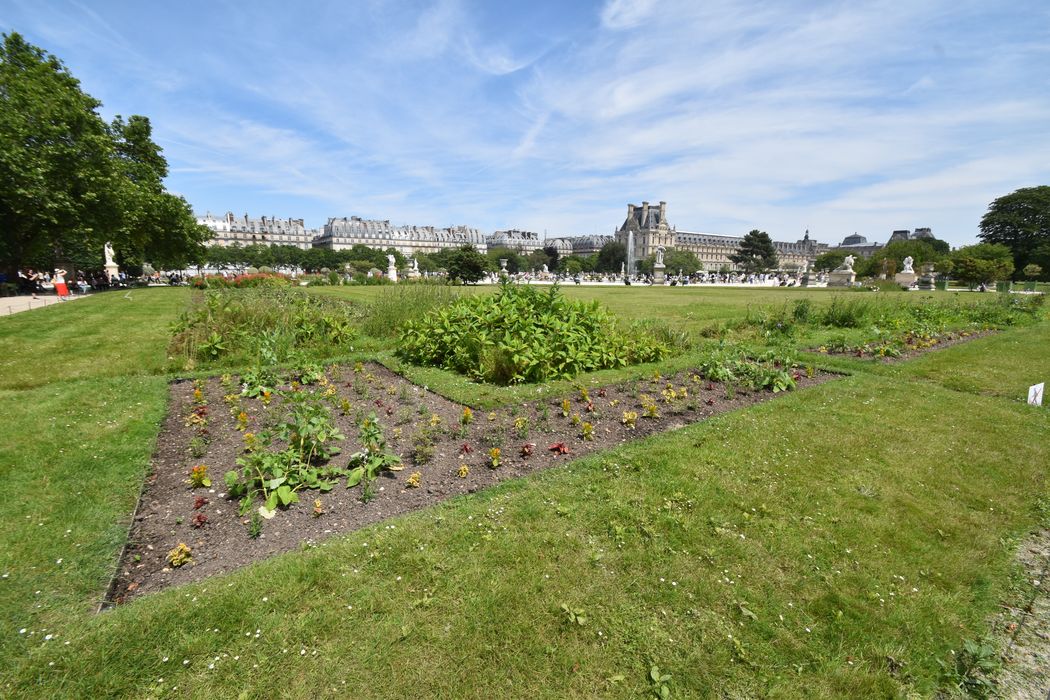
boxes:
[641,201,650,226]
[627,203,635,220]
[659,201,666,222]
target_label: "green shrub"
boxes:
[397,282,678,384]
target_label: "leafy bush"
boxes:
[169,287,358,369]
[396,283,678,384]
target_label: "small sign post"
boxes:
[1028,383,1044,406]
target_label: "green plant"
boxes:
[396,283,674,385]
[560,604,587,626]
[346,412,403,502]
[580,422,594,440]
[411,430,435,465]
[513,416,529,439]
[188,436,207,458]
[488,447,501,468]
[649,665,672,699]
[247,511,263,539]
[622,411,638,429]
[939,638,1001,698]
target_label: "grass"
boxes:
[1,285,1048,697]
[0,288,189,390]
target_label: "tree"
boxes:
[444,245,487,284]
[814,251,846,272]
[663,249,702,275]
[0,32,208,276]
[595,241,627,273]
[729,230,778,273]
[951,243,1014,287]
[1023,263,1043,280]
[0,32,118,278]
[979,186,1050,278]
[485,247,527,273]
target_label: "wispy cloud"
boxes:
[2,0,1048,245]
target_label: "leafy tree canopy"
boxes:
[595,241,627,273]
[978,186,1050,277]
[729,230,779,273]
[950,243,1014,286]
[444,245,487,284]
[0,32,207,276]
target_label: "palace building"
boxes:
[614,201,828,272]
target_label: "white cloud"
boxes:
[600,0,659,30]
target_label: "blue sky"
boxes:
[2,0,1048,247]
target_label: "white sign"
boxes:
[1029,383,1044,406]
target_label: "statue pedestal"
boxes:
[827,269,856,287]
[894,271,917,289]
[387,266,398,283]
[105,263,120,283]
[653,264,666,284]
[407,269,420,280]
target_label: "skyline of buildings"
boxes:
[196,203,936,271]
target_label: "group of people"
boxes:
[18,268,118,299]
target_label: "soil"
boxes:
[106,363,836,605]
[991,529,1050,699]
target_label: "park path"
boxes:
[0,294,84,316]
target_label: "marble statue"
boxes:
[842,255,855,271]
[655,246,665,266]
[902,256,914,273]
[104,242,115,266]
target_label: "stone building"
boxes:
[613,201,827,272]
[312,217,487,255]
[486,230,543,254]
[196,212,319,249]
[570,235,615,255]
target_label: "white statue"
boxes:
[542,264,548,274]
[387,254,395,268]
[411,257,419,272]
[902,256,914,273]
[620,262,625,276]
[655,246,665,266]
[104,242,115,266]
[842,255,856,271]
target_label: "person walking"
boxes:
[27,269,42,299]
[53,268,70,300]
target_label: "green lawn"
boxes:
[1,285,1047,698]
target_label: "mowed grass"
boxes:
[0,285,1047,698]
[0,288,190,389]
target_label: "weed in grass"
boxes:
[560,604,587,626]
[939,638,1001,698]
[649,665,672,699]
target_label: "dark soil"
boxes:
[107,363,836,604]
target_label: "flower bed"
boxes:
[107,360,835,604]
